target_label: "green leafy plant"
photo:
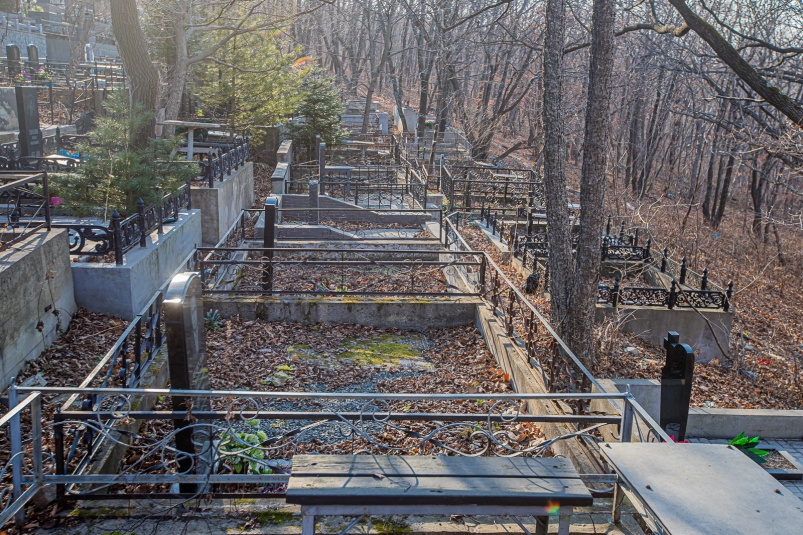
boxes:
[728,432,770,464]
[218,427,272,475]
[204,309,222,330]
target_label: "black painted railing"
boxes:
[0,171,51,251]
[53,184,191,265]
[193,136,250,187]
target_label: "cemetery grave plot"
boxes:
[0,309,130,510]
[234,252,453,295]
[455,219,799,410]
[276,216,432,240]
[111,320,547,496]
[606,207,803,411]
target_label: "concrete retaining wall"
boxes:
[277,140,293,164]
[595,305,732,363]
[191,162,255,246]
[0,230,77,390]
[272,162,290,195]
[72,210,202,320]
[593,378,803,440]
[207,296,479,330]
[255,195,428,239]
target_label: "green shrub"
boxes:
[49,91,197,218]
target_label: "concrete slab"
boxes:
[71,210,202,320]
[0,229,76,390]
[191,162,254,246]
[207,295,480,330]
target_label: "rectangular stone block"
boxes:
[71,210,202,320]
[191,162,254,246]
[0,229,76,389]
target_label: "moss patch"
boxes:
[256,510,296,525]
[287,334,431,370]
[338,334,425,367]
[372,516,412,534]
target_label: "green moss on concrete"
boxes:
[372,516,412,534]
[256,510,296,525]
[68,507,125,518]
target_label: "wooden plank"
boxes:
[287,475,591,506]
[288,455,590,507]
[601,443,803,535]
[291,454,579,479]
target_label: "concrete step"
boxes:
[49,497,648,534]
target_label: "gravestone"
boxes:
[26,44,39,69]
[15,86,42,157]
[164,273,210,493]
[0,88,19,131]
[660,331,695,441]
[6,44,20,78]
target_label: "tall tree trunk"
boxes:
[541,0,573,335]
[164,11,189,123]
[701,134,719,221]
[110,0,159,148]
[567,0,616,367]
[712,151,735,229]
[750,159,764,235]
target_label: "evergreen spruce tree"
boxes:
[285,72,348,161]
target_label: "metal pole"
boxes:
[137,198,147,247]
[309,180,319,225]
[263,198,276,293]
[112,210,123,265]
[620,393,634,442]
[8,380,24,528]
[42,171,51,231]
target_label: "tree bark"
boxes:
[567,0,616,367]
[164,8,189,124]
[541,0,573,336]
[110,0,159,147]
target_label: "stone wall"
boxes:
[0,229,77,390]
[71,210,202,320]
[272,162,289,195]
[595,304,732,363]
[207,295,479,329]
[191,162,254,246]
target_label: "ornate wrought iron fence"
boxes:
[0,385,662,520]
[597,276,731,311]
[52,184,191,265]
[193,137,250,187]
[0,171,51,251]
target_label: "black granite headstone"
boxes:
[660,331,695,441]
[26,44,39,70]
[6,44,20,78]
[15,86,42,157]
[165,273,210,493]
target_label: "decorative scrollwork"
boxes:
[676,290,726,309]
[63,225,114,255]
[617,287,669,307]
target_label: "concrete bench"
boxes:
[286,454,592,535]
